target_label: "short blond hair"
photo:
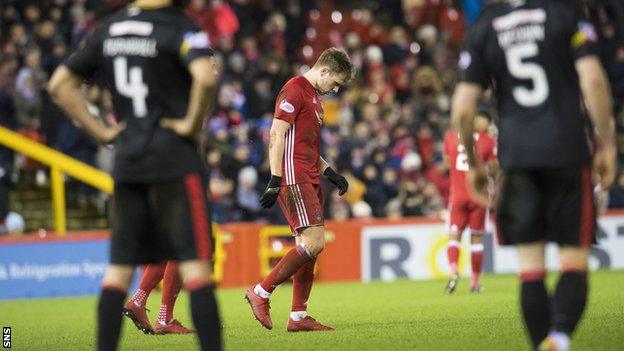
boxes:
[314,47,356,84]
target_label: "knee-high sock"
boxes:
[291,258,316,312]
[158,261,182,325]
[132,262,166,306]
[447,240,460,275]
[186,280,222,351]
[519,271,550,348]
[260,245,314,293]
[97,285,127,351]
[552,270,588,335]
[470,243,484,287]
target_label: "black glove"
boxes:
[260,175,282,208]
[324,167,349,196]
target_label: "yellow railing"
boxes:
[0,125,226,278]
[212,224,226,282]
[0,126,113,235]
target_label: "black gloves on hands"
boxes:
[260,175,282,208]
[324,167,349,196]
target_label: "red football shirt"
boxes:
[444,131,497,203]
[274,76,323,185]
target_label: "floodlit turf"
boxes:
[1,270,623,351]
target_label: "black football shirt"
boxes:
[460,0,599,169]
[65,6,214,182]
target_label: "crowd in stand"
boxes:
[1,0,624,230]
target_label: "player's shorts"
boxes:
[448,199,486,235]
[110,172,214,265]
[277,182,324,235]
[495,165,596,246]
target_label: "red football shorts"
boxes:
[277,183,324,235]
[448,199,486,235]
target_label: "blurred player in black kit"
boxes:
[452,1,616,350]
[47,0,221,350]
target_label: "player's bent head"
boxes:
[313,47,356,94]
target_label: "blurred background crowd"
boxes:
[1,0,624,232]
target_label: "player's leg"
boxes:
[446,201,468,294]
[469,233,485,292]
[156,174,221,350]
[290,234,316,321]
[129,263,166,307]
[98,265,135,351]
[98,182,150,349]
[286,225,333,331]
[468,204,487,292]
[497,169,550,348]
[538,247,589,351]
[154,261,194,334]
[539,165,594,351]
[178,259,220,347]
[122,262,166,333]
[246,183,321,329]
[517,242,550,349]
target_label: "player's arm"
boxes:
[320,156,348,196]
[259,118,291,208]
[486,159,499,180]
[160,56,219,137]
[576,56,617,188]
[452,83,482,168]
[268,118,291,179]
[48,67,125,144]
[570,8,617,189]
[451,82,489,207]
[48,26,125,144]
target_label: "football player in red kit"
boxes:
[443,111,497,294]
[244,48,355,332]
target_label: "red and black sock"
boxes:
[291,258,316,312]
[519,271,550,348]
[260,245,314,293]
[97,285,127,351]
[159,261,182,325]
[186,280,222,351]
[552,270,587,335]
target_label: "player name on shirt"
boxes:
[103,38,158,57]
[493,9,546,47]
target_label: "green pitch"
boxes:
[2,270,623,350]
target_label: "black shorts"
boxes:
[110,173,214,265]
[495,165,596,246]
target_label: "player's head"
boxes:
[311,47,356,95]
[474,110,491,132]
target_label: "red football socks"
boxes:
[471,244,484,287]
[132,262,166,306]
[261,245,314,293]
[291,258,316,312]
[447,240,460,275]
[159,261,182,324]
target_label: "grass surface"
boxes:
[1,270,623,350]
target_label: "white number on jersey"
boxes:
[455,144,470,172]
[504,43,549,107]
[113,57,148,118]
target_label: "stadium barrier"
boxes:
[2,211,623,299]
[0,126,113,235]
[0,225,226,299]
